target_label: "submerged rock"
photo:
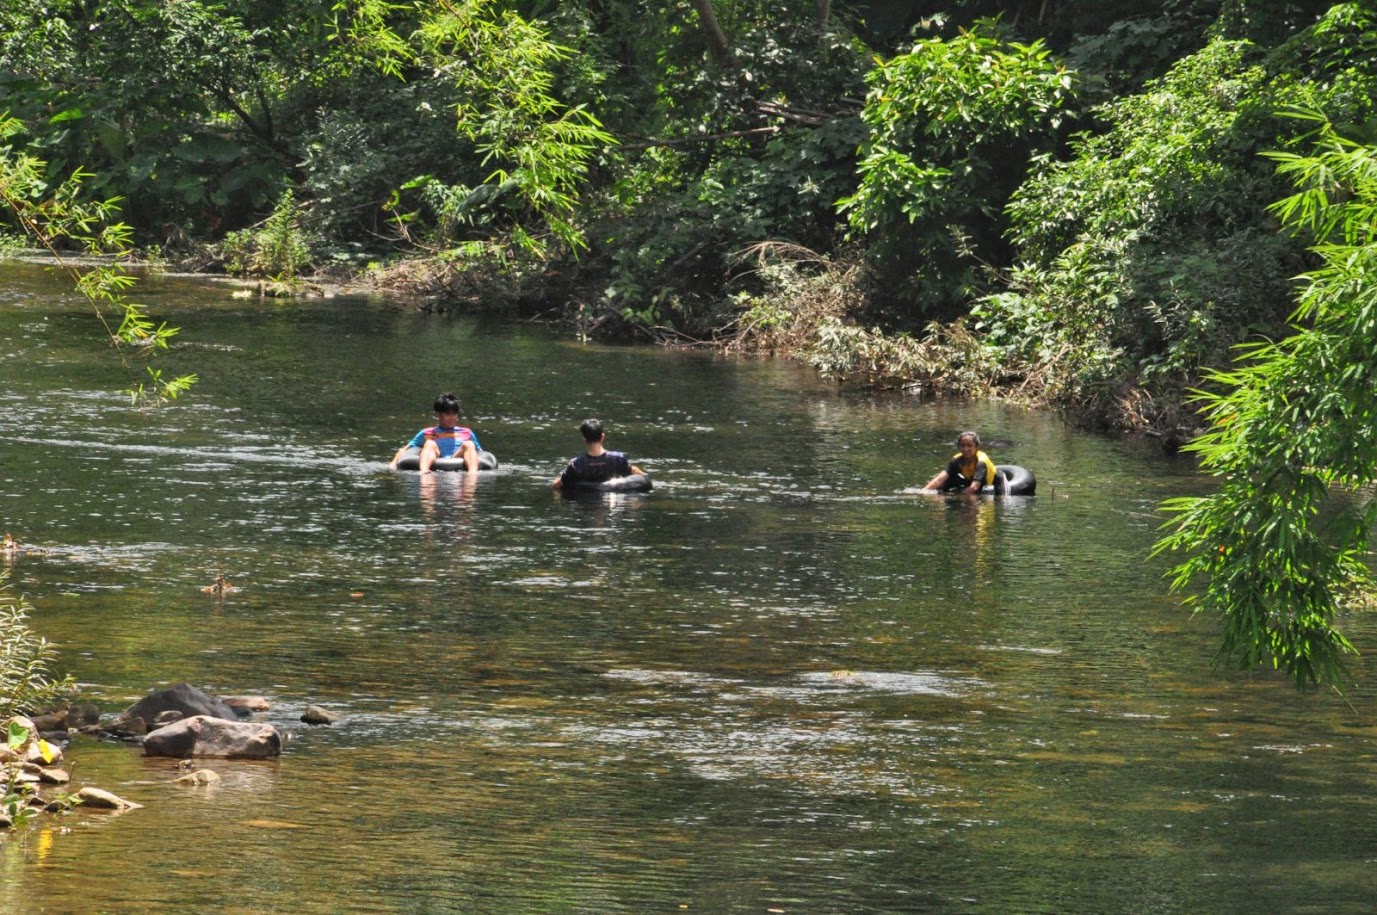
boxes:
[143,715,282,759]
[174,768,222,786]
[300,705,338,725]
[75,787,142,811]
[106,715,148,739]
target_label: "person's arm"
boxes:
[630,463,645,475]
[923,470,949,491]
[966,457,993,493]
[390,430,425,469]
[553,458,577,489]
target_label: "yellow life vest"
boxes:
[951,449,997,486]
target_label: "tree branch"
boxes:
[689,0,732,64]
[620,126,779,150]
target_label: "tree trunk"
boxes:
[689,0,732,64]
[817,0,831,30]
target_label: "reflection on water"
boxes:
[2,261,1377,914]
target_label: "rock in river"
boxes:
[143,715,283,759]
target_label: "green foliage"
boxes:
[1154,112,1377,688]
[597,113,867,335]
[297,78,465,240]
[0,577,73,722]
[339,0,614,257]
[586,1,873,335]
[986,7,1377,424]
[222,190,312,280]
[838,18,1079,320]
[1006,40,1275,264]
[0,1,297,235]
[0,114,196,405]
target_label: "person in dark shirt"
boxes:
[923,430,997,494]
[553,418,645,489]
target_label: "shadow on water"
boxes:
[3,261,1377,914]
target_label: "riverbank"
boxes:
[335,246,1202,450]
[20,240,1201,449]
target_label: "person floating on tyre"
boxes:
[552,418,645,490]
[923,431,997,494]
[390,392,482,474]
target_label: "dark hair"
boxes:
[957,431,980,448]
[579,418,604,442]
[433,393,461,414]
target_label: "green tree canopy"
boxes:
[839,18,1078,321]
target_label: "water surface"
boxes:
[1,261,1375,914]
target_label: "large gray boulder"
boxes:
[122,683,237,729]
[143,715,283,759]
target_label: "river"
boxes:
[1,260,1374,913]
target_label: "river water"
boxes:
[1,260,1375,913]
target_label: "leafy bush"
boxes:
[222,191,312,280]
[1155,113,1377,687]
[839,18,1079,322]
[985,8,1377,426]
[0,578,72,721]
[725,243,992,392]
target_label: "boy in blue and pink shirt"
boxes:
[390,393,482,473]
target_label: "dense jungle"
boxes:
[1,0,1373,436]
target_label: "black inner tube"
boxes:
[996,464,1036,496]
[570,473,652,493]
[394,447,499,471]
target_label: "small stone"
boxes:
[38,767,71,785]
[300,705,338,725]
[154,710,184,725]
[174,769,221,786]
[108,716,147,737]
[75,787,142,810]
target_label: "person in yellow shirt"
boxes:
[923,431,997,494]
